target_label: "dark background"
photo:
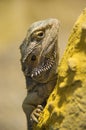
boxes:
[0,0,85,130]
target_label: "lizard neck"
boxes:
[25,73,57,92]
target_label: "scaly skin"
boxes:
[20,18,59,130]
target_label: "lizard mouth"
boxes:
[30,53,55,78]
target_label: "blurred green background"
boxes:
[0,0,85,130]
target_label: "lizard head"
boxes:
[20,18,59,83]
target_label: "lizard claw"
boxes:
[30,105,43,124]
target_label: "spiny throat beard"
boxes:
[31,55,55,77]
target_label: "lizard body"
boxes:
[20,18,59,130]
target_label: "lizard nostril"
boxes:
[31,55,36,61]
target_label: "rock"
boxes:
[34,8,86,130]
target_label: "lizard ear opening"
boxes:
[31,55,36,61]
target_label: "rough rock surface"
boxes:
[34,8,86,130]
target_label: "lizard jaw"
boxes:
[30,39,57,79]
[31,55,55,78]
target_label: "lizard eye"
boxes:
[36,31,44,38]
[31,30,45,42]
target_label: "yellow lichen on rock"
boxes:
[34,8,86,130]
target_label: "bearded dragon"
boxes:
[20,18,59,130]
